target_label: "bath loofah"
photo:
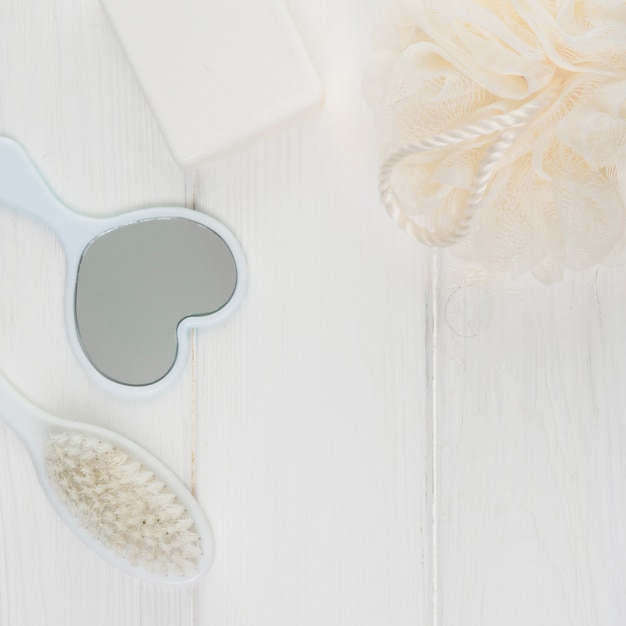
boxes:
[364,0,626,282]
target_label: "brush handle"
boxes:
[0,138,80,239]
[0,374,51,458]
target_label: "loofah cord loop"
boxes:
[378,87,558,246]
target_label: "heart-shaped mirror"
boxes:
[0,138,247,393]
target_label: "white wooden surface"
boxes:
[436,260,626,626]
[1,0,625,625]
[0,0,429,625]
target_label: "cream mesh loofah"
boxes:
[45,432,201,577]
[364,0,626,282]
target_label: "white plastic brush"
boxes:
[0,373,214,585]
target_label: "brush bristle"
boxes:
[45,432,202,577]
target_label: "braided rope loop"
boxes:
[378,87,558,247]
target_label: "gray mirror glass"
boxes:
[75,217,238,386]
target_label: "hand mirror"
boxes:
[0,138,247,393]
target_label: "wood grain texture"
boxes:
[0,0,194,623]
[191,1,432,624]
[436,258,626,625]
[0,0,431,624]
[4,0,624,623]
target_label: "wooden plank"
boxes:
[436,257,626,625]
[191,0,432,623]
[0,0,194,622]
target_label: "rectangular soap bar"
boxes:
[100,0,323,167]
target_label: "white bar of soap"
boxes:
[100,0,323,167]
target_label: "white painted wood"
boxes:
[436,258,626,625]
[5,0,624,623]
[192,141,431,624]
[0,0,431,625]
[191,1,431,624]
[6,0,626,622]
[0,0,194,622]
